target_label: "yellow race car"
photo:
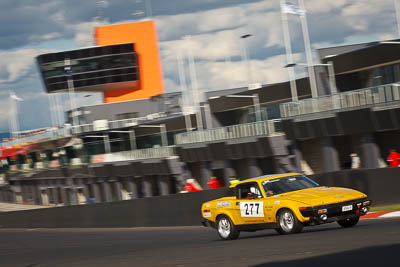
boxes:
[201,173,371,240]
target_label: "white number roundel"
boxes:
[240,202,264,217]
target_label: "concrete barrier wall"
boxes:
[0,188,229,228]
[309,167,400,206]
[0,168,399,228]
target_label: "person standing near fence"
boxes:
[207,176,223,189]
[387,149,400,167]
[181,178,202,193]
[350,153,361,169]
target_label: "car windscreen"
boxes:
[261,175,319,196]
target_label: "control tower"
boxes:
[37,20,164,104]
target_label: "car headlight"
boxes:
[361,207,369,213]
[320,214,328,221]
[318,208,327,214]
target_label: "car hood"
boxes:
[281,186,367,206]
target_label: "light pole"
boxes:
[138,124,168,147]
[48,94,56,128]
[199,104,213,129]
[185,35,203,131]
[7,96,14,140]
[176,51,194,132]
[298,0,318,98]
[395,0,400,37]
[64,58,79,127]
[280,0,298,102]
[8,92,17,139]
[145,0,152,18]
[284,62,337,95]
[240,34,253,86]
[9,91,23,139]
[55,93,64,127]
[210,94,262,122]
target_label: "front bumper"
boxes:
[300,198,371,225]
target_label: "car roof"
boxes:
[230,173,300,188]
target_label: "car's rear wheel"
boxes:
[217,215,240,240]
[337,216,359,228]
[276,209,303,235]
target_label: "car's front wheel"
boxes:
[217,215,240,240]
[276,208,303,235]
[337,216,359,228]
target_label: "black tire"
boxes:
[275,209,303,235]
[216,215,240,240]
[337,216,359,228]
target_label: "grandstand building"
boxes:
[1,21,400,205]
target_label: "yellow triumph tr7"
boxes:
[201,173,371,240]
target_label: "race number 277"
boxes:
[244,203,259,215]
[240,202,264,217]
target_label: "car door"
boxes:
[233,182,266,224]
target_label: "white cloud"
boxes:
[340,0,395,33]
[163,78,180,92]
[160,31,242,61]
[28,32,62,42]
[341,1,389,17]
[162,52,303,94]
[0,48,53,83]
[379,33,396,41]
[306,0,348,13]
[49,11,66,24]
[155,6,247,41]
[67,20,108,47]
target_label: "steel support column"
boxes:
[321,137,340,172]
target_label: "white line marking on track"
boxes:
[379,211,400,218]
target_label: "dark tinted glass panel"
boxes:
[41,53,137,79]
[37,43,139,92]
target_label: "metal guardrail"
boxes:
[280,83,400,117]
[3,146,176,172]
[108,118,138,129]
[1,128,72,147]
[98,146,177,162]
[70,124,94,134]
[174,120,282,145]
[108,113,167,129]
[1,114,168,147]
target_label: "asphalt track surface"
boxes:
[0,217,399,267]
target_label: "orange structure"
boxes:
[95,20,164,103]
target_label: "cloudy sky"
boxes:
[0,0,398,133]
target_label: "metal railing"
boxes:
[98,146,177,162]
[70,124,94,134]
[280,83,400,118]
[108,113,168,129]
[108,118,138,129]
[1,118,139,147]
[1,114,168,147]
[174,120,282,145]
[1,127,72,147]
[3,146,177,173]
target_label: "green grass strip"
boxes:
[370,204,400,212]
